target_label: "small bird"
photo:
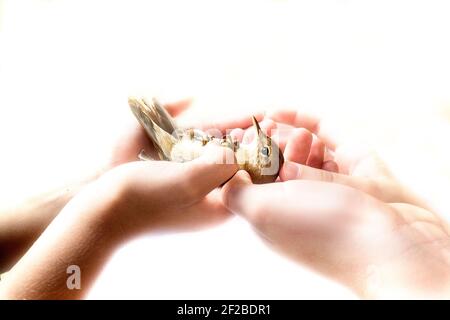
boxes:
[128,97,284,184]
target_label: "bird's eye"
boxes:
[261,147,270,157]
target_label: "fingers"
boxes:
[307,136,325,169]
[284,128,313,165]
[280,160,388,201]
[242,124,255,144]
[389,203,442,226]
[270,122,295,151]
[221,170,369,232]
[181,144,239,203]
[268,110,398,192]
[229,128,245,142]
[266,109,337,150]
[322,160,339,173]
[220,170,257,220]
[163,98,193,117]
[267,110,395,183]
[162,190,232,232]
[242,119,277,143]
[266,109,320,135]
[256,120,327,170]
[281,161,336,183]
[184,113,265,135]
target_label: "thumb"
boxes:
[280,160,382,199]
[180,144,239,201]
[221,170,255,217]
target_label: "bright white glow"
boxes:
[0,0,449,299]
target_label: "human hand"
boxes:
[107,98,265,169]
[1,97,260,274]
[96,143,239,238]
[0,143,238,299]
[221,110,450,299]
[103,98,266,235]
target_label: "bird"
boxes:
[128,97,284,184]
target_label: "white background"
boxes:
[0,0,449,299]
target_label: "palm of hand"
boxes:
[222,109,450,298]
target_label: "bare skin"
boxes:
[0,145,238,299]
[0,100,258,299]
[1,104,449,299]
[221,110,450,299]
[0,98,264,274]
[0,100,191,273]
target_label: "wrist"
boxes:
[71,169,133,246]
[0,174,129,299]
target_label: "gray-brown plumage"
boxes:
[128,97,284,184]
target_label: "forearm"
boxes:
[0,170,103,272]
[0,176,124,299]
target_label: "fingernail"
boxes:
[280,161,300,181]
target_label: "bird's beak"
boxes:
[252,116,262,135]
[252,115,267,146]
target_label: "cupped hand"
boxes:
[266,109,431,209]
[221,109,450,299]
[95,143,238,238]
[101,98,268,236]
[0,117,240,300]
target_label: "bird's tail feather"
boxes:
[128,97,178,160]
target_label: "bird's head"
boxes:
[245,116,284,184]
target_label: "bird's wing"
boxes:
[128,97,177,160]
